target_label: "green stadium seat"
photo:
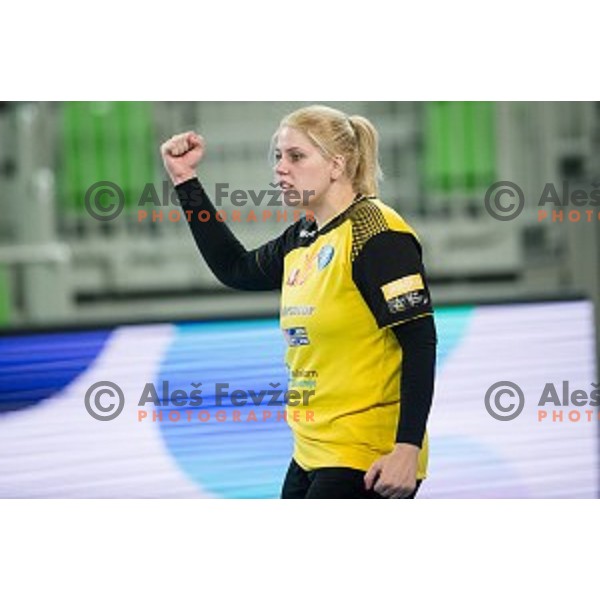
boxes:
[60,102,157,215]
[424,101,496,197]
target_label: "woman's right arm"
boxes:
[161,132,285,291]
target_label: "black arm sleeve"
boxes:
[392,316,437,447]
[175,177,289,291]
[352,229,437,448]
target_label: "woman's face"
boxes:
[273,126,335,208]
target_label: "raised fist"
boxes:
[160,131,205,186]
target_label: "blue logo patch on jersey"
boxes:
[317,245,335,271]
[283,327,311,347]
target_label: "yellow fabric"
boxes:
[280,199,430,479]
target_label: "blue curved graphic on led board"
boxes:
[155,319,293,498]
[0,330,113,413]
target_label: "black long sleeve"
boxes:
[351,227,437,449]
[175,177,280,291]
[392,315,437,447]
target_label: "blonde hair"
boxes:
[273,105,383,197]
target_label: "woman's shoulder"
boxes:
[350,196,418,238]
[261,215,317,254]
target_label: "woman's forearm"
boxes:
[175,177,278,291]
[392,315,437,447]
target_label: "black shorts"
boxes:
[280,458,423,499]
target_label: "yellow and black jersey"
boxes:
[176,179,436,480]
[255,194,434,477]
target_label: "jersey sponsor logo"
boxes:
[387,289,430,314]
[283,327,311,347]
[288,367,318,392]
[286,268,302,286]
[281,305,316,317]
[381,273,424,301]
[317,244,335,270]
[382,272,428,314]
[285,245,320,286]
[290,368,318,379]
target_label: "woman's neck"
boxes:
[312,183,358,230]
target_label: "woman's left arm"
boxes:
[392,315,437,449]
[352,226,437,498]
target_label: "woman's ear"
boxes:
[330,154,346,181]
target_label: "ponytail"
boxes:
[348,115,383,197]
